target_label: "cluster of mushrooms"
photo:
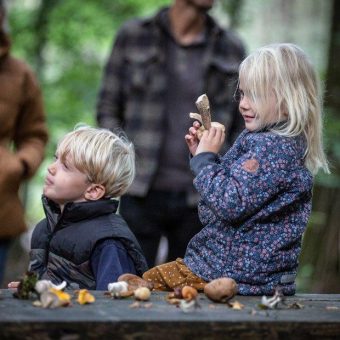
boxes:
[13,271,241,310]
[12,272,95,308]
[108,275,238,312]
[107,273,154,301]
[166,277,238,312]
[108,275,238,304]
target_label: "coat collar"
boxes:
[42,195,119,230]
[151,7,223,42]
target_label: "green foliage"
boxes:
[8,0,171,140]
[13,272,39,300]
[7,0,169,223]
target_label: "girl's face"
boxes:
[43,153,91,209]
[238,80,280,131]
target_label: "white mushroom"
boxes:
[35,280,67,294]
[107,281,129,297]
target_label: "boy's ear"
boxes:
[85,184,106,201]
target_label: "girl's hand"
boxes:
[185,121,201,156]
[196,126,225,155]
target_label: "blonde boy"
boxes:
[11,126,147,290]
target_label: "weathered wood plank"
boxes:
[0,290,339,339]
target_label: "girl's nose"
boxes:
[239,95,250,111]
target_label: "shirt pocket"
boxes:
[124,49,159,92]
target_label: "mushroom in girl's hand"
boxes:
[190,93,225,141]
[195,94,212,130]
[189,112,225,140]
[203,277,238,303]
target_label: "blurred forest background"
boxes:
[3,0,339,292]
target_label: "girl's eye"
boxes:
[234,88,244,102]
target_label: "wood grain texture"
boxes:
[0,290,339,339]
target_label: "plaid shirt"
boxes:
[97,7,245,196]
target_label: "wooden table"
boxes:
[0,289,339,339]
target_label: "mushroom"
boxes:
[191,93,225,140]
[35,280,67,294]
[38,288,71,308]
[118,273,154,291]
[203,277,238,303]
[179,299,200,313]
[134,287,151,301]
[189,112,225,140]
[107,281,130,298]
[181,286,198,301]
[76,289,95,305]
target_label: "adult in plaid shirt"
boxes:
[96,0,245,267]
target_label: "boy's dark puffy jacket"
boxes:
[29,196,148,289]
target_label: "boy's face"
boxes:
[185,0,214,11]
[43,153,91,208]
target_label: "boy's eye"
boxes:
[62,161,69,170]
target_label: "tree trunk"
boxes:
[300,0,340,293]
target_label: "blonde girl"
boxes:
[141,43,329,295]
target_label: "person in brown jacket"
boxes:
[0,1,48,285]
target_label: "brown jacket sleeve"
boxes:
[14,65,48,179]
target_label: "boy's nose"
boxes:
[48,163,56,175]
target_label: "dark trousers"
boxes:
[120,190,202,268]
[0,238,11,286]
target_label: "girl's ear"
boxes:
[84,184,106,201]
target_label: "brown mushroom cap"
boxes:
[118,273,154,291]
[203,277,238,303]
[181,286,198,301]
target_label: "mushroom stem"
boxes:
[195,94,211,130]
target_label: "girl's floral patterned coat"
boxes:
[184,129,313,295]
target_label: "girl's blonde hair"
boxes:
[238,43,329,175]
[57,126,135,198]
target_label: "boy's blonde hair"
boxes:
[57,126,135,198]
[238,43,329,175]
